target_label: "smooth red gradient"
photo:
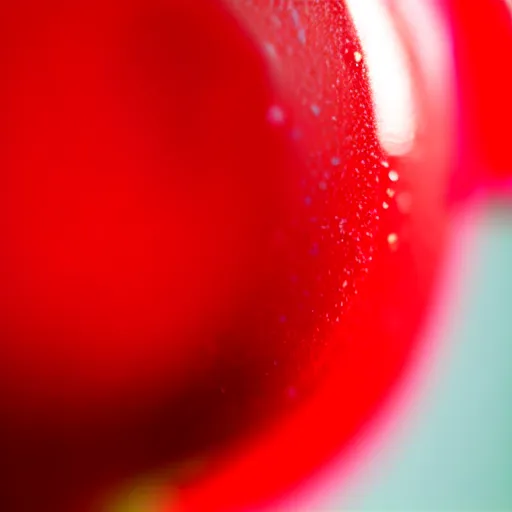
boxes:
[2,0,509,511]
[1,0,295,425]
[448,0,512,199]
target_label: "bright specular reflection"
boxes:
[345,0,415,156]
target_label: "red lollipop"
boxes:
[5,0,508,511]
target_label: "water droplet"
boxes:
[354,51,362,63]
[267,105,285,125]
[263,42,278,60]
[386,188,395,198]
[339,218,347,233]
[291,8,301,28]
[388,170,399,182]
[381,160,390,168]
[383,201,389,209]
[297,28,306,45]
[387,232,398,247]
[311,104,321,116]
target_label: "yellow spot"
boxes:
[102,459,205,512]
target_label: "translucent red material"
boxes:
[447,0,512,199]
[1,1,510,511]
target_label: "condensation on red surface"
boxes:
[1,1,454,511]
[170,1,452,511]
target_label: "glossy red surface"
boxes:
[167,1,453,509]
[1,1,509,511]
[447,0,512,199]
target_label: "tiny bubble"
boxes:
[387,232,398,247]
[388,170,399,182]
[264,42,278,60]
[291,8,300,27]
[267,105,285,125]
[298,28,306,45]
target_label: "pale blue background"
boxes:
[299,204,512,510]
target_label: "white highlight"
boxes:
[345,0,415,155]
